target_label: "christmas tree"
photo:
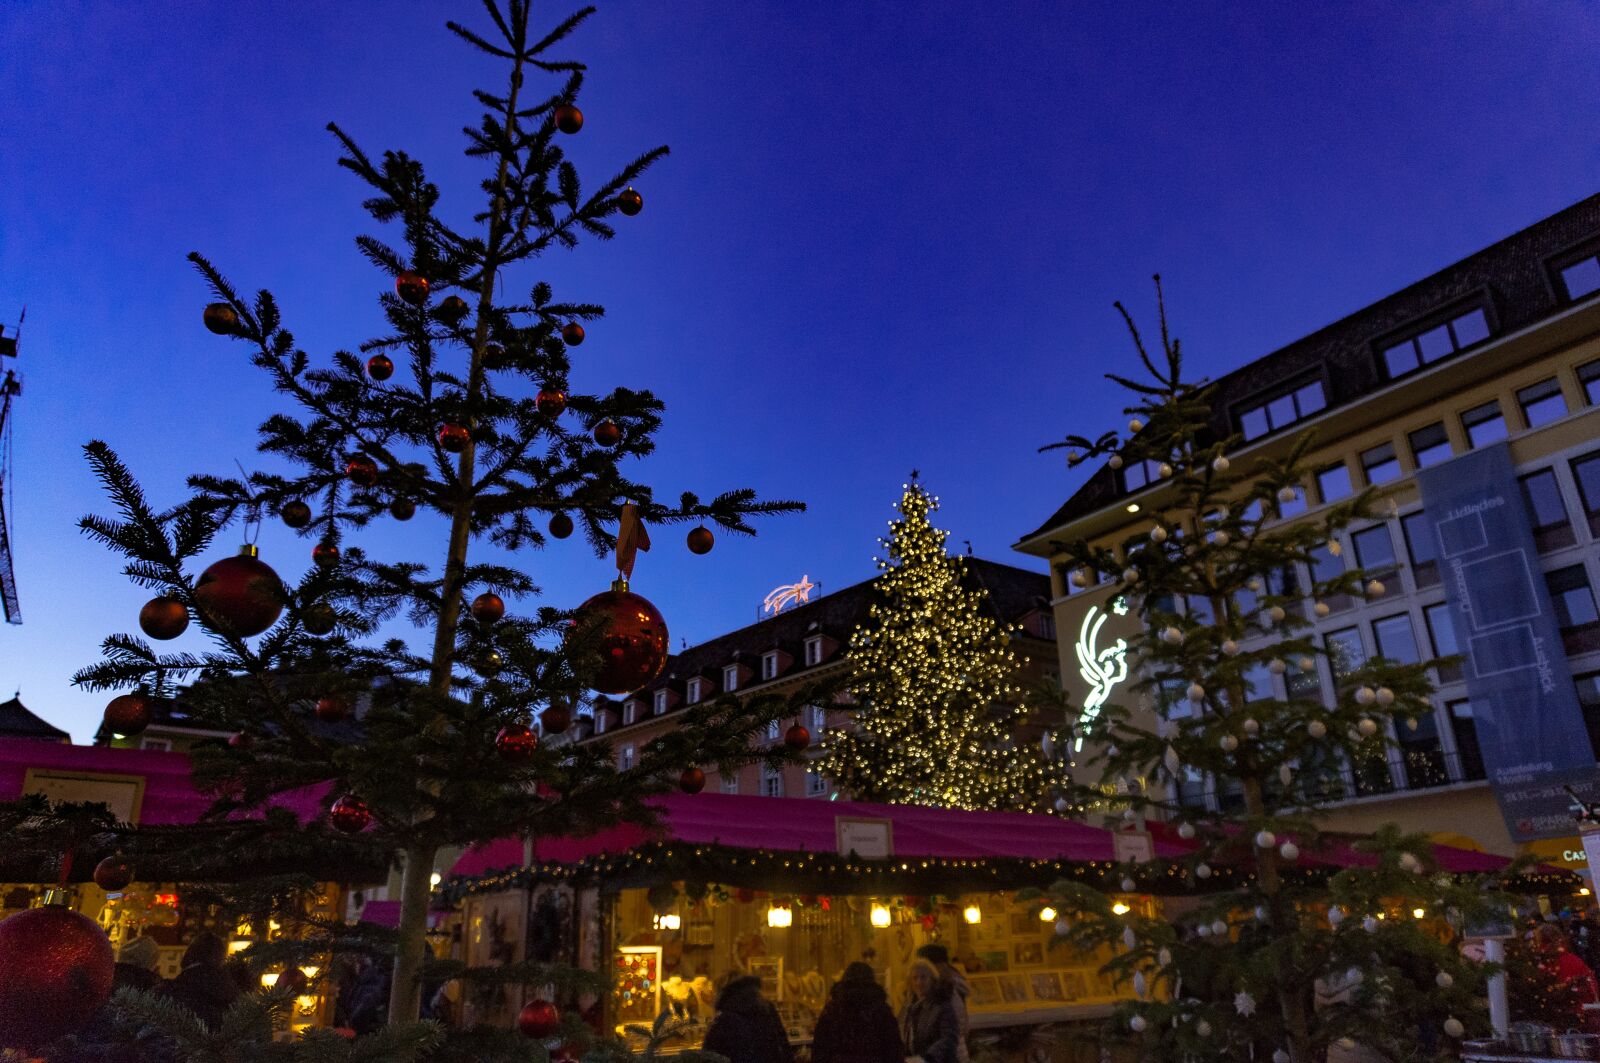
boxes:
[1,3,819,1058]
[822,478,1058,810]
[1033,282,1514,1062]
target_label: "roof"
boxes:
[0,696,70,742]
[1022,191,1600,543]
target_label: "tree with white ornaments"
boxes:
[1034,281,1513,1063]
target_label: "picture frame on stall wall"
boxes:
[1011,941,1044,967]
[977,950,1010,973]
[1060,972,1088,1001]
[1007,912,1035,937]
[968,976,1001,1007]
[748,956,784,1001]
[1029,972,1065,1002]
[998,974,1029,1004]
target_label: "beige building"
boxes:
[1017,192,1600,876]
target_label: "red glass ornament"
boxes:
[617,188,643,216]
[366,354,394,381]
[345,456,379,487]
[784,724,811,751]
[536,388,567,418]
[328,795,371,834]
[561,322,585,346]
[280,499,312,528]
[437,295,470,324]
[687,527,714,555]
[0,905,115,1050]
[539,701,573,735]
[395,271,429,306]
[312,542,340,569]
[390,498,416,521]
[471,593,505,624]
[195,546,284,637]
[679,767,706,795]
[302,603,337,636]
[553,104,584,135]
[438,423,470,453]
[592,420,621,447]
[552,1042,583,1063]
[548,513,574,539]
[202,302,239,335]
[518,999,561,1039]
[103,694,152,738]
[496,724,539,763]
[139,596,189,640]
[93,856,133,892]
[315,696,350,723]
[228,731,253,749]
[576,581,669,694]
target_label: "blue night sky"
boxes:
[2,2,1597,740]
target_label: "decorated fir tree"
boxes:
[0,4,820,1059]
[1033,282,1517,1062]
[823,478,1057,810]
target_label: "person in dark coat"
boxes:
[113,935,166,993]
[161,932,240,1030]
[345,958,393,1036]
[812,962,902,1063]
[702,975,794,1063]
[900,959,961,1063]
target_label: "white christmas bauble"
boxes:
[1222,638,1240,656]
[1313,602,1330,617]
[1277,486,1298,503]
[1436,971,1454,989]
[1157,947,1172,967]
[1187,682,1206,702]
[1054,796,1070,813]
[1268,605,1286,622]
[1248,577,1264,593]
[1196,923,1211,938]
[1212,530,1229,546]
[1123,808,1137,822]
[1129,418,1144,433]
[1055,917,1072,936]
[1211,919,1228,937]
[1376,687,1395,706]
[1071,569,1091,588]
[1269,658,1287,674]
[1122,926,1138,949]
[1123,567,1138,583]
[1443,1018,1464,1039]
[1220,735,1239,752]
[1150,525,1167,543]
[1398,852,1421,874]
[1405,716,1419,731]
[1328,540,1343,557]
[1255,830,1276,849]
[1121,877,1137,893]
[1362,915,1379,933]
[1129,1015,1147,1033]
[1163,745,1181,775]
[1279,841,1300,862]
[1213,456,1230,473]
[1328,905,1345,926]
[1298,656,1316,671]
[1195,862,1212,879]
[1254,905,1269,921]
[1041,733,1055,758]
[1067,451,1080,466]
[1307,720,1327,739]
[1242,717,1259,735]
[1177,822,1196,840]
[1358,717,1379,736]
[1132,971,1148,997]
[1110,455,1124,469]
[1273,1050,1290,1063]
[1195,1020,1213,1038]
[1158,463,1173,479]
[1367,579,1386,598]
[1278,763,1294,786]
[1161,625,1182,644]
[1355,686,1376,705]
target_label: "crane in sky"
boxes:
[0,311,21,624]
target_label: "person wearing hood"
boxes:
[702,974,794,1063]
[114,935,166,993]
[900,959,961,1063]
[160,932,240,1030]
[812,963,902,1063]
[914,944,969,1062]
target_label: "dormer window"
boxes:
[686,678,704,704]
[723,664,739,692]
[622,701,636,725]
[1552,240,1600,302]
[1237,378,1326,442]
[804,636,824,667]
[619,744,634,770]
[762,651,780,680]
[1378,304,1491,380]
[595,713,606,735]
[1121,459,1165,492]
[653,690,669,716]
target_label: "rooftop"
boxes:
[0,695,70,742]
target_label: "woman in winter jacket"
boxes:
[900,959,962,1063]
[702,975,794,1063]
[812,963,903,1063]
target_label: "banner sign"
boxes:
[1417,443,1600,841]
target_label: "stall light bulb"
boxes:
[655,913,681,931]
[1039,906,1058,922]
[260,972,280,988]
[870,904,892,928]
[1412,908,1427,919]
[963,905,982,925]
[1582,888,1592,897]
[767,906,793,928]
[1111,902,1131,916]
[301,966,320,978]
[430,872,442,887]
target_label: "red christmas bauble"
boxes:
[592,420,621,448]
[561,322,585,347]
[346,456,379,487]
[312,542,340,569]
[228,731,253,749]
[103,694,152,738]
[687,527,714,555]
[471,593,505,624]
[437,295,470,324]
[139,596,189,640]
[438,423,470,453]
[536,388,567,418]
[315,696,350,723]
[553,104,584,135]
[576,585,669,694]
[617,188,643,217]
[679,767,706,795]
[518,999,561,1039]
[280,499,312,528]
[366,354,395,381]
[390,498,416,521]
[539,701,573,735]
[195,549,284,637]
[548,513,574,539]
[496,724,539,763]
[395,271,429,306]
[784,724,811,751]
[328,795,371,834]
[302,603,338,636]
[202,302,239,335]
[93,856,133,892]
[0,905,115,1050]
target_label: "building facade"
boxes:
[1018,192,1600,872]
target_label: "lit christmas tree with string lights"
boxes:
[823,478,1058,810]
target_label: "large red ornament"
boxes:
[784,724,811,752]
[592,420,621,448]
[686,527,714,555]
[315,696,350,723]
[202,302,239,335]
[346,456,379,487]
[390,498,416,521]
[536,388,567,418]
[139,596,189,640]
[548,513,574,539]
[576,581,669,694]
[438,423,470,453]
[312,542,340,569]
[471,593,505,624]
[560,322,585,346]
[539,702,573,735]
[366,353,394,381]
[518,999,561,1039]
[280,499,312,528]
[679,767,706,795]
[0,904,115,1050]
[617,188,643,216]
[437,295,470,325]
[496,724,539,764]
[92,856,133,892]
[103,694,152,738]
[553,104,584,135]
[395,271,430,306]
[328,795,371,834]
[195,546,285,638]
[302,603,338,636]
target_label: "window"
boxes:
[139,738,171,751]
[1372,613,1422,664]
[1276,486,1307,520]
[1560,255,1600,301]
[1238,379,1326,441]
[724,665,740,692]
[762,652,780,680]
[652,691,668,717]
[624,700,638,724]
[804,636,824,667]
[1238,661,1275,706]
[1580,360,1600,406]
[1399,711,1448,790]
[807,705,827,733]
[1573,451,1600,536]
[1361,442,1400,486]
[619,744,635,770]
[1518,378,1567,428]
[1379,306,1492,378]
[1325,627,1366,678]
[595,712,606,734]
[1122,459,1165,492]
[686,679,703,704]
[1309,543,1345,585]
[1547,566,1600,631]
[1520,468,1574,552]
[1462,400,1507,449]
[761,766,784,798]
[806,769,828,797]
[766,719,782,741]
[1408,423,1452,469]
[1285,658,1322,700]
[1446,699,1485,780]
[1401,510,1439,586]
[721,771,741,794]
[1576,673,1600,761]
[1351,525,1397,577]
[1317,462,1353,504]
[1423,601,1458,658]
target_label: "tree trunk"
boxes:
[388,841,440,1023]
